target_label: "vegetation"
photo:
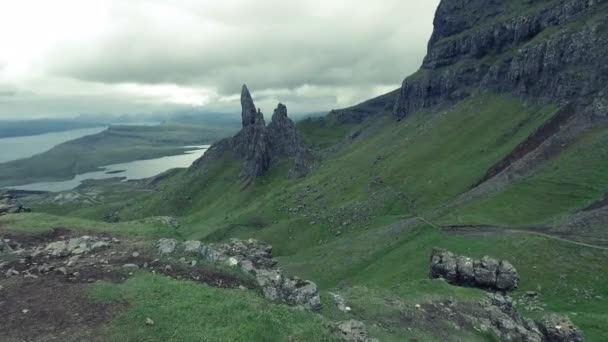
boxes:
[0,122,238,187]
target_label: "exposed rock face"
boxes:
[0,193,31,216]
[393,0,608,120]
[470,293,585,342]
[157,238,322,311]
[430,249,519,291]
[194,85,310,182]
[475,293,544,342]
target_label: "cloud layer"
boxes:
[0,0,440,119]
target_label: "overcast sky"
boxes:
[0,0,440,120]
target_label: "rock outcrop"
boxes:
[157,238,322,311]
[336,320,378,342]
[193,85,310,183]
[393,0,608,121]
[470,293,585,342]
[0,193,31,216]
[430,249,519,291]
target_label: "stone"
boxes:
[430,249,519,292]
[145,318,155,326]
[183,241,202,254]
[336,320,376,342]
[56,267,68,275]
[0,193,31,216]
[0,239,13,254]
[329,292,350,312]
[226,257,239,267]
[45,241,68,257]
[538,314,585,342]
[157,238,177,254]
[132,252,140,258]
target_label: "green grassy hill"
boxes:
[15,92,607,340]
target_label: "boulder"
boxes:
[336,320,377,342]
[538,314,585,342]
[430,249,519,291]
[0,239,13,254]
[0,193,31,216]
[157,238,177,255]
[183,241,202,254]
[44,236,110,257]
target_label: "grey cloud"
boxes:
[46,1,438,94]
[1,0,440,118]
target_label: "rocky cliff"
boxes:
[393,0,608,121]
[193,85,310,184]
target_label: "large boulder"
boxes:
[538,314,585,342]
[157,238,178,255]
[45,236,110,257]
[0,193,31,216]
[430,249,519,291]
[336,320,378,342]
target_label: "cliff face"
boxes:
[394,0,608,120]
[194,85,309,184]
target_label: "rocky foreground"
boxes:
[0,231,586,341]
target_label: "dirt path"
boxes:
[443,225,608,252]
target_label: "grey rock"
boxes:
[183,240,202,254]
[329,292,351,312]
[336,320,377,342]
[157,238,177,255]
[0,239,13,254]
[0,193,31,216]
[393,0,608,122]
[193,85,309,182]
[430,249,519,291]
[538,314,585,342]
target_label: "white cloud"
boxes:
[0,0,440,118]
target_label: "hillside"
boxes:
[0,122,239,188]
[1,0,607,341]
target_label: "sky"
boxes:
[0,0,440,120]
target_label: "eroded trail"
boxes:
[443,225,608,252]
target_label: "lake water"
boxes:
[8,146,209,192]
[0,127,108,163]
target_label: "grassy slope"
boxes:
[92,273,333,342]
[0,122,237,187]
[8,93,608,340]
[445,125,608,226]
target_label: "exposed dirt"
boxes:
[0,229,254,341]
[0,275,118,342]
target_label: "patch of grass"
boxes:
[0,213,180,239]
[91,273,334,342]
